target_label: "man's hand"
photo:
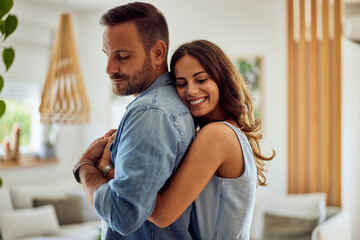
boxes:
[97,132,116,180]
[75,129,117,206]
[80,129,117,165]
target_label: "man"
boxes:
[72,2,195,239]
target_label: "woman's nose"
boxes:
[186,83,199,96]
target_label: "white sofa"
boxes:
[1,184,351,240]
[250,193,352,240]
[0,180,101,240]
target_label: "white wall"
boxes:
[342,38,360,240]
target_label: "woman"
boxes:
[99,40,275,239]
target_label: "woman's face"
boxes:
[174,55,223,121]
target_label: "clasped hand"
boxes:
[80,129,116,178]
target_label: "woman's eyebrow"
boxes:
[193,71,206,77]
[175,71,206,80]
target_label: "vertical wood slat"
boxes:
[320,0,331,200]
[332,0,342,207]
[309,0,319,193]
[288,0,296,194]
[297,0,307,193]
[288,0,342,206]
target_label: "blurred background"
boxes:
[0,0,359,239]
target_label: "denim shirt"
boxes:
[94,73,195,239]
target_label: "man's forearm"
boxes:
[79,165,108,206]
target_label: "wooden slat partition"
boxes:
[288,0,342,207]
[309,0,319,193]
[320,0,331,202]
[297,0,307,193]
[333,0,342,207]
[288,0,296,194]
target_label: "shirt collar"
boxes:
[126,72,172,109]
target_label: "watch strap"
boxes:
[73,159,95,183]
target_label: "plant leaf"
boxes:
[0,20,4,36]
[3,47,14,71]
[0,75,3,92]
[4,14,17,40]
[0,99,6,118]
[0,0,13,20]
[0,177,3,188]
[0,76,4,92]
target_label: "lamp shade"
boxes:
[39,13,90,124]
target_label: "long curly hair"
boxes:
[170,40,275,186]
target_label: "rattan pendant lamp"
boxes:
[39,13,90,124]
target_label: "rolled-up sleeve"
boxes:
[94,108,181,235]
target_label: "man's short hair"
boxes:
[100,2,169,55]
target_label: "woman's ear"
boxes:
[151,40,167,66]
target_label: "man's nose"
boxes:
[106,57,119,75]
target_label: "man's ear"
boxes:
[151,40,167,67]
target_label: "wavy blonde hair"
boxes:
[170,40,275,186]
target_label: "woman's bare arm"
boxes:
[148,122,243,228]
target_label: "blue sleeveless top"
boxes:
[189,121,257,240]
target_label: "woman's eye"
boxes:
[176,82,187,88]
[197,79,207,83]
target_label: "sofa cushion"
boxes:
[251,192,327,240]
[261,213,318,240]
[46,220,102,239]
[0,187,13,212]
[0,205,60,239]
[34,195,84,225]
[67,190,100,222]
[11,184,66,209]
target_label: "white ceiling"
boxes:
[29,0,360,10]
[29,0,122,11]
[29,0,360,13]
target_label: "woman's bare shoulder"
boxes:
[197,122,239,145]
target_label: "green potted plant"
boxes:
[0,0,18,187]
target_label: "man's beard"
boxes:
[111,56,156,96]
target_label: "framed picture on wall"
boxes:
[234,56,263,120]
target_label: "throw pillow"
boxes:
[33,195,84,225]
[11,184,66,208]
[261,213,318,240]
[10,180,80,209]
[0,205,60,240]
[0,187,13,212]
[67,190,100,222]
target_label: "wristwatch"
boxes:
[73,159,95,183]
[101,163,114,177]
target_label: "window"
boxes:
[0,80,41,156]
